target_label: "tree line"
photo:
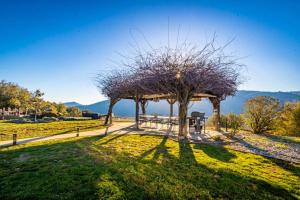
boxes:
[0,80,81,119]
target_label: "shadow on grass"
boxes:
[138,136,169,162]
[176,141,297,199]
[103,124,136,135]
[0,135,298,199]
[98,126,136,145]
[194,143,237,162]
[263,134,300,146]
[179,140,197,164]
[229,134,300,175]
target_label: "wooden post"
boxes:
[135,95,140,129]
[225,117,228,132]
[170,103,173,117]
[215,102,221,131]
[203,117,206,134]
[141,100,147,115]
[167,99,176,118]
[76,127,79,137]
[13,133,17,145]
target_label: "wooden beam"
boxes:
[123,92,216,101]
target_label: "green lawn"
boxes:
[0,134,299,199]
[0,120,105,141]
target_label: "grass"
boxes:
[0,134,299,199]
[270,135,300,145]
[0,120,105,141]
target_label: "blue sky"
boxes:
[0,0,299,104]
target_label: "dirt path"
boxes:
[0,122,135,147]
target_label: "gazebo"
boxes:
[97,42,241,138]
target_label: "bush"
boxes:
[207,114,227,127]
[42,117,59,122]
[41,112,58,118]
[11,117,33,123]
[243,96,281,134]
[277,102,300,136]
[61,117,92,121]
[66,107,82,117]
[225,113,243,136]
[211,135,222,141]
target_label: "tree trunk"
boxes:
[178,102,188,138]
[104,99,118,125]
[1,108,4,120]
[210,98,221,131]
[34,106,37,122]
[135,95,140,129]
[141,100,147,115]
[215,102,221,131]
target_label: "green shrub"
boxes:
[207,114,227,127]
[225,113,243,136]
[277,101,300,136]
[211,135,222,141]
[243,96,281,134]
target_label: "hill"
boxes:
[290,91,300,96]
[64,102,83,108]
[66,90,300,117]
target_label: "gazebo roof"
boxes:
[124,93,216,101]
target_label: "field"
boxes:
[0,120,105,141]
[0,134,299,199]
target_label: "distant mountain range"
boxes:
[64,90,300,117]
[64,102,83,108]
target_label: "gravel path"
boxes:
[227,132,300,164]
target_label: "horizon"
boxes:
[66,90,300,106]
[1,0,300,104]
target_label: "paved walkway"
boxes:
[0,122,135,147]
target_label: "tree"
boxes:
[32,89,45,121]
[67,107,82,117]
[244,96,281,134]
[97,38,242,138]
[56,103,68,116]
[277,102,300,136]
[41,102,58,117]
[0,80,32,117]
[19,88,32,115]
[0,80,21,108]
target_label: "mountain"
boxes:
[290,91,300,96]
[64,102,83,108]
[65,90,300,117]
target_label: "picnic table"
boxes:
[139,114,206,134]
[139,115,178,128]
